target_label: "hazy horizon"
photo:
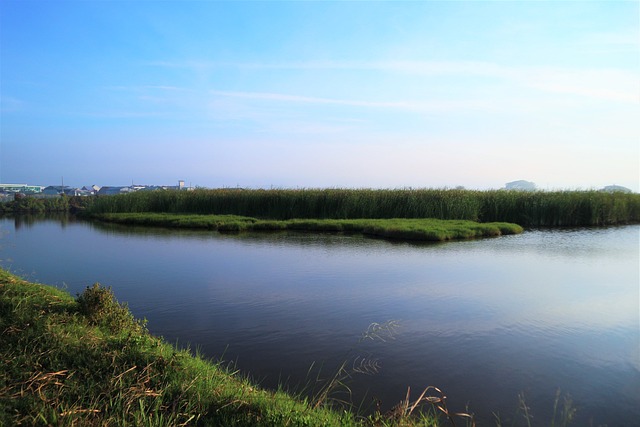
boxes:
[1,1,638,192]
[0,179,636,194]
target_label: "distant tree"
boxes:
[504,180,536,191]
[600,185,632,193]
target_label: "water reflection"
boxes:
[0,216,638,425]
[9,212,77,229]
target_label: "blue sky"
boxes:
[1,1,638,190]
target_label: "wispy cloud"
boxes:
[104,85,188,92]
[153,59,637,104]
[210,89,410,109]
[65,110,173,119]
[526,68,639,103]
[210,89,491,113]
[149,58,507,76]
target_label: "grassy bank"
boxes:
[86,188,640,227]
[92,213,523,242]
[1,269,471,426]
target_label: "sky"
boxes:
[1,1,638,191]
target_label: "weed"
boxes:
[76,283,145,334]
[384,386,476,427]
[493,390,577,427]
[551,389,576,427]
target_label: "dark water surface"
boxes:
[1,215,638,425]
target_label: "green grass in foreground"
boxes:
[0,269,462,426]
[91,213,524,242]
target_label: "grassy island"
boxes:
[1,269,473,426]
[91,213,523,242]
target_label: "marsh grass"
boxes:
[90,213,524,242]
[86,188,640,226]
[550,390,576,427]
[0,196,92,214]
[378,386,476,427]
[76,283,146,334]
[493,390,576,427]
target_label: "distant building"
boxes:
[74,188,93,196]
[140,180,193,191]
[0,184,44,194]
[504,180,536,191]
[42,186,69,196]
[160,180,189,191]
[81,185,101,195]
[97,186,134,196]
[42,186,87,196]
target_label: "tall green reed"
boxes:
[87,188,640,227]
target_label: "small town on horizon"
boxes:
[0,179,634,202]
[0,180,191,201]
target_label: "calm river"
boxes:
[1,215,638,426]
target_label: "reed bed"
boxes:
[0,195,92,214]
[87,188,640,227]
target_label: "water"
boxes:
[1,215,638,425]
